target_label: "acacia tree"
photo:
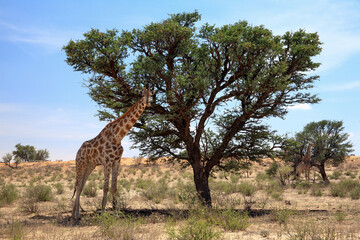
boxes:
[283,120,353,182]
[12,144,50,162]
[63,12,321,205]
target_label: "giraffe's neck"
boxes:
[105,96,147,141]
[305,144,312,160]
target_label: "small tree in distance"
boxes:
[63,11,322,206]
[12,144,50,162]
[282,120,353,183]
[1,153,14,168]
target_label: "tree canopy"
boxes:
[63,11,322,205]
[12,144,50,162]
[282,120,353,182]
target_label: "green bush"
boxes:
[97,212,140,240]
[218,209,250,231]
[330,179,360,198]
[167,218,221,240]
[310,185,323,197]
[0,183,18,206]
[26,184,53,202]
[330,183,346,197]
[266,162,279,177]
[271,209,293,226]
[143,178,168,203]
[82,181,98,197]
[266,180,284,200]
[350,186,360,200]
[330,171,342,180]
[53,183,64,195]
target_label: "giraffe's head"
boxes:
[140,87,155,107]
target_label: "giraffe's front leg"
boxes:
[111,159,121,210]
[101,166,111,214]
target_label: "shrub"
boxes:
[53,183,64,195]
[135,178,154,190]
[310,185,323,197]
[330,171,342,180]
[238,181,257,211]
[8,220,24,240]
[271,208,293,226]
[166,218,221,240]
[218,209,250,231]
[330,179,360,198]
[330,184,346,198]
[97,212,140,240]
[82,181,98,197]
[266,162,278,177]
[0,183,18,206]
[276,165,293,186]
[20,198,40,214]
[266,180,284,200]
[350,186,360,200]
[143,178,168,203]
[26,184,53,202]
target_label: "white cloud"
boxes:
[0,20,81,52]
[288,103,312,110]
[320,81,360,92]
[240,0,360,73]
[0,103,22,113]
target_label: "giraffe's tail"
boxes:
[72,188,76,199]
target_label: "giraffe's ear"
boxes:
[151,90,156,95]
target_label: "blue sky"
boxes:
[0,0,359,160]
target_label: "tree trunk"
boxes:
[192,163,212,207]
[315,163,329,183]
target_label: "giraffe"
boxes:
[296,143,314,181]
[72,87,155,220]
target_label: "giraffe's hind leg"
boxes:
[101,164,111,214]
[72,164,95,220]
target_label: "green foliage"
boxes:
[330,171,342,180]
[64,11,322,205]
[166,218,221,240]
[266,162,279,177]
[25,184,53,202]
[143,178,169,203]
[12,143,50,162]
[0,183,18,206]
[13,143,36,162]
[2,153,13,165]
[82,181,98,197]
[218,209,250,231]
[8,220,24,240]
[271,208,293,226]
[96,212,140,240]
[276,165,293,185]
[53,183,64,195]
[282,120,353,182]
[330,179,360,198]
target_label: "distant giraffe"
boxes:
[72,87,155,220]
[296,143,314,181]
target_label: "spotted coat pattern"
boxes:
[72,88,154,220]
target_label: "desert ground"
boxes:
[1,156,360,239]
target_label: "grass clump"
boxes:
[53,182,64,195]
[166,218,221,240]
[143,178,168,203]
[218,209,250,231]
[0,183,18,206]
[82,181,98,198]
[96,212,141,240]
[25,184,53,202]
[330,179,360,198]
[271,208,293,226]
